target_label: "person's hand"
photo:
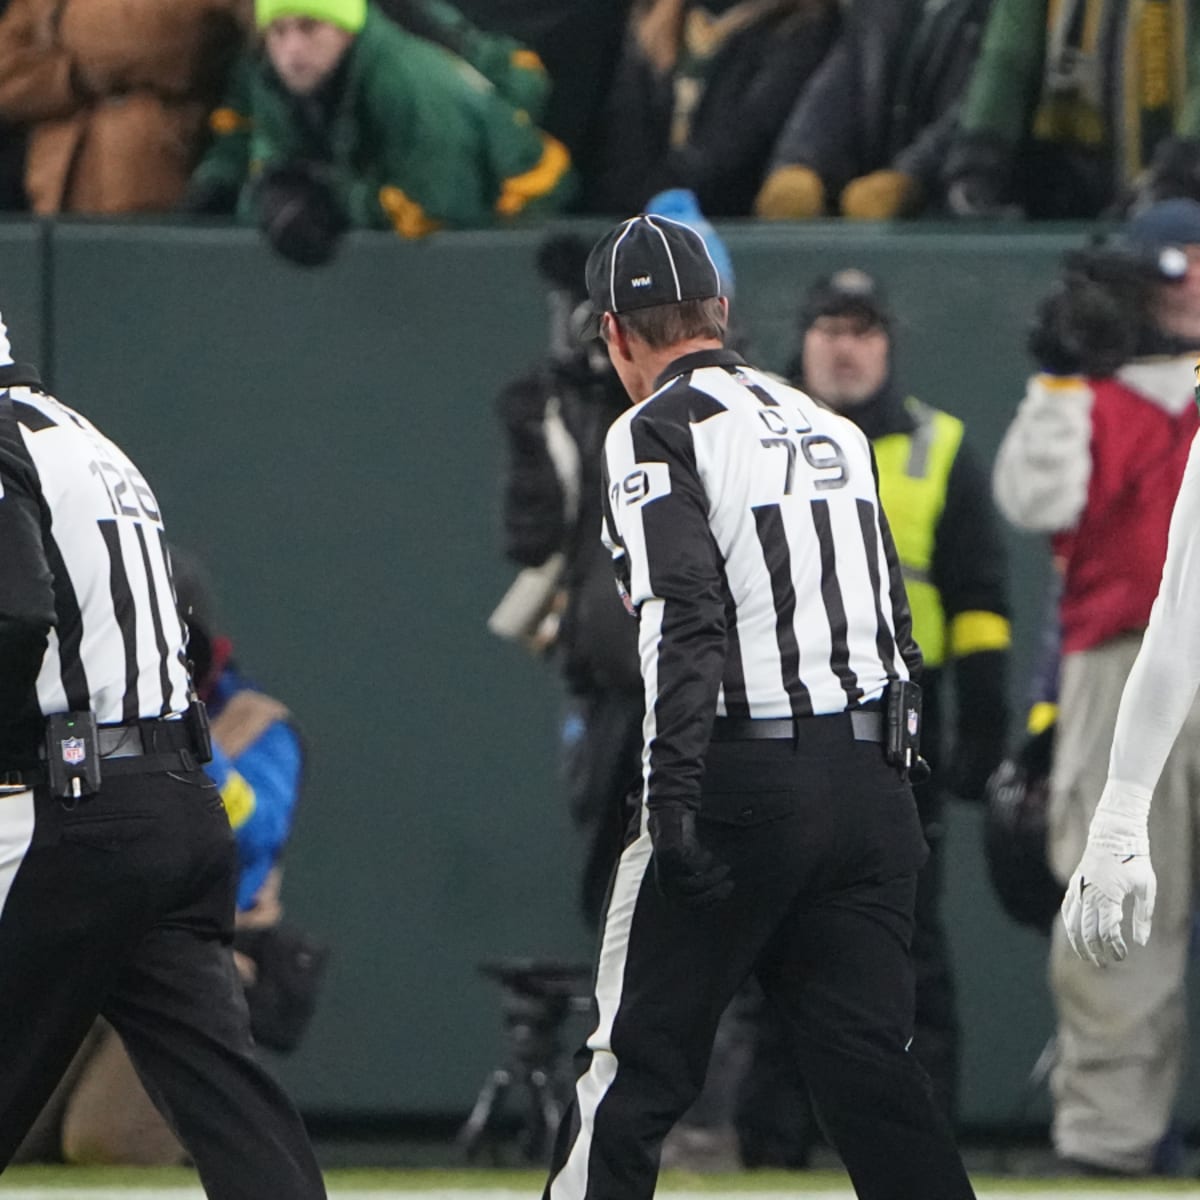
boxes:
[753,165,826,220]
[1061,782,1155,966]
[946,173,1021,219]
[254,160,348,267]
[943,132,1021,218]
[647,803,732,910]
[840,169,922,220]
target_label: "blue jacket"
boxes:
[203,665,302,911]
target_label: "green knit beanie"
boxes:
[256,0,367,31]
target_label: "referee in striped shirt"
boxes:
[0,320,325,1199]
[542,217,975,1200]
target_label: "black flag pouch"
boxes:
[45,712,102,800]
[885,680,923,774]
[184,697,213,764]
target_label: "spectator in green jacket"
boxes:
[377,0,552,118]
[186,0,574,264]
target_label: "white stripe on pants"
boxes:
[549,828,653,1200]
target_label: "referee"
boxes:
[542,217,975,1200]
[0,321,325,1199]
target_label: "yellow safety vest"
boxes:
[871,398,962,668]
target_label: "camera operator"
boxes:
[495,232,644,930]
[992,197,1200,1177]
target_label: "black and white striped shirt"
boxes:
[601,349,921,811]
[0,369,190,734]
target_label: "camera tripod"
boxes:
[457,958,592,1164]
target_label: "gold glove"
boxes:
[754,165,826,220]
[840,169,922,220]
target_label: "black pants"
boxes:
[909,777,959,1121]
[0,768,325,1200]
[543,715,975,1200]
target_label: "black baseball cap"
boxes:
[799,268,892,333]
[582,214,724,339]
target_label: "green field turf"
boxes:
[0,1169,1197,1198]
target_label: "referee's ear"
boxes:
[602,312,635,363]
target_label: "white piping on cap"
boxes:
[608,217,640,313]
[643,213,721,296]
[642,216,682,301]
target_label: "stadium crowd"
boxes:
[0,0,1198,256]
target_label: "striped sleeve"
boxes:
[604,393,726,812]
[0,397,53,627]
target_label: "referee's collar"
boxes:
[0,363,43,391]
[653,348,746,393]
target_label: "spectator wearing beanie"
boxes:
[185,0,574,261]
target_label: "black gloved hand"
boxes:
[233,922,331,1053]
[945,173,1016,219]
[943,132,1022,219]
[254,160,348,267]
[647,803,733,910]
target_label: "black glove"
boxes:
[945,173,1014,218]
[943,132,1021,219]
[233,922,331,1053]
[647,803,733,910]
[254,160,348,267]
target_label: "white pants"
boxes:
[1048,634,1200,1172]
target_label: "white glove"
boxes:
[1060,781,1156,966]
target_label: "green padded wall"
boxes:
[0,219,46,372]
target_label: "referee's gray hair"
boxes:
[614,297,727,350]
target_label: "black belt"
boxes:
[0,720,199,793]
[710,709,883,743]
[93,721,194,758]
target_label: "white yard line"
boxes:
[0,1189,1189,1200]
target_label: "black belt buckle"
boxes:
[885,680,922,773]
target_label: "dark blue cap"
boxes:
[1124,198,1200,249]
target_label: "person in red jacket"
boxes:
[992,198,1200,1177]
